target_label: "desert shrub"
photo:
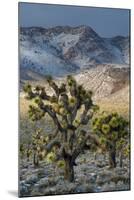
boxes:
[92,112,129,168]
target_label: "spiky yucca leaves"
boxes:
[123,144,130,158]
[28,105,45,121]
[23,75,98,182]
[92,112,129,168]
[46,152,56,163]
[23,83,35,99]
[57,160,65,168]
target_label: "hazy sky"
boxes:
[19,2,130,38]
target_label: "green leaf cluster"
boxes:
[92,112,129,142]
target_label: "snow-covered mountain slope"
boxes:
[19,25,130,78]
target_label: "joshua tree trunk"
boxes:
[64,157,74,182]
[27,156,30,162]
[33,152,39,167]
[119,151,123,168]
[109,149,116,168]
[26,151,30,162]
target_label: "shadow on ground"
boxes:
[7,190,18,197]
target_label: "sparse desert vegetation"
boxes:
[19,19,130,197]
[19,74,130,197]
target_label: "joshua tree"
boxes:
[26,143,32,162]
[31,128,54,167]
[20,143,25,160]
[23,75,99,182]
[32,129,45,167]
[116,138,130,168]
[92,112,129,168]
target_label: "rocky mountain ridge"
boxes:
[20,25,129,78]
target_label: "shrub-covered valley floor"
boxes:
[19,114,130,197]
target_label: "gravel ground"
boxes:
[19,151,130,197]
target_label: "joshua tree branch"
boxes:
[53,128,59,138]
[45,138,61,152]
[80,107,89,124]
[72,131,101,161]
[40,104,64,133]
[70,99,81,123]
[48,81,60,98]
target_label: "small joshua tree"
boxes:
[23,75,99,182]
[26,143,32,162]
[32,129,46,167]
[116,138,130,168]
[92,112,129,168]
[20,143,25,160]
